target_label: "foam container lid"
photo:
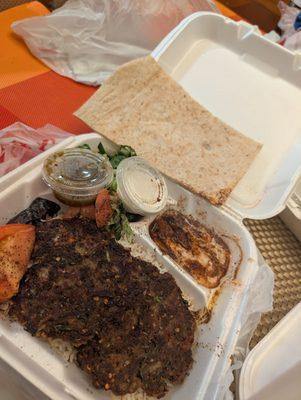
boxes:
[152,12,301,220]
[0,132,261,400]
[239,301,301,400]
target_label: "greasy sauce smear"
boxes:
[193,307,212,325]
[221,234,243,281]
[207,288,221,312]
[149,210,230,289]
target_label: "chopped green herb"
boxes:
[119,145,137,157]
[151,223,158,232]
[182,298,189,306]
[78,144,91,150]
[112,223,122,241]
[78,140,139,242]
[109,154,127,169]
[55,324,72,331]
[98,142,106,154]
[109,177,117,194]
[121,214,134,242]
[126,213,141,223]
[154,296,162,303]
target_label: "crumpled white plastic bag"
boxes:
[0,122,73,177]
[224,256,274,400]
[278,1,301,52]
[11,0,219,86]
[217,252,274,400]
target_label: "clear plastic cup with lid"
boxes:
[42,148,114,206]
[116,157,168,215]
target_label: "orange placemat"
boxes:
[0,1,49,89]
[0,1,96,133]
[0,70,96,133]
[216,1,241,21]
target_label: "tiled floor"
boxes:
[219,0,287,31]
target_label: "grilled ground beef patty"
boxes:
[9,218,196,398]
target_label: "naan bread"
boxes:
[75,56,261,205]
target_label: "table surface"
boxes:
[1,2,300,399]
[0,1,240,134]
[0,1,95,133]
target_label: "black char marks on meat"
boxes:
[8,197,60,225]
[9,218,196,398]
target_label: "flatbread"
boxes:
[75,56,261,205]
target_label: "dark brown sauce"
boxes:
[149,210,231,289]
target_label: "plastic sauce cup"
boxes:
[116,157,168,215]
[42,148,114,206]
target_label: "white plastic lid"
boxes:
[116,157,168,215]
[240,302,301,400]
[292,0,301,8]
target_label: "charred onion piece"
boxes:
[8,197,60,225]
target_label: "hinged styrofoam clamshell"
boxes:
[152,12,301,221]
[0,133,260,400]
[0,11,299,400]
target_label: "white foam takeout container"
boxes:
[0,12,300,400]
[239,302,301,400]
[280,177,301,242]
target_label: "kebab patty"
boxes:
[9,218,196,398]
